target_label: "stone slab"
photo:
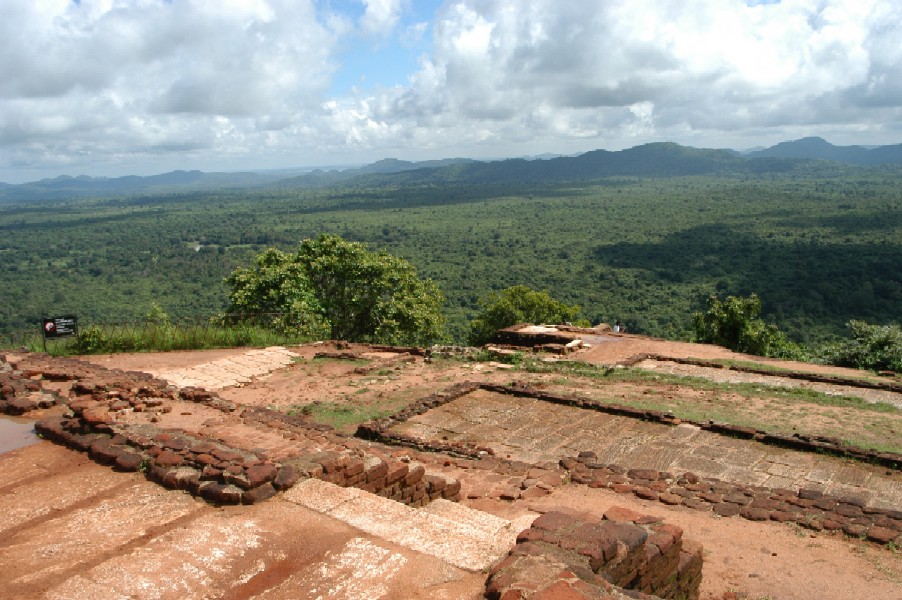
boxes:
[285,479,515,572]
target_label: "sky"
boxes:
[1,0,901,183]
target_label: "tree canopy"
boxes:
[224,234,445,346]
[468,285,582,345]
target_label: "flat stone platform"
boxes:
[389,388,902,510]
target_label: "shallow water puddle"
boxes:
[0,415,40,454]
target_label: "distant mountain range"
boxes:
[744,137,902,165]
[2,137,901,202]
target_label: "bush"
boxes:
[73,325,110,354]
[692,293,802,358]
[821,320,902,372]
[468,285,582,345]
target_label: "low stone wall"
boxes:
[485,507,703,600]
[36,413,459,507]
[357,381,493,458]
[623,353,902,394]
[562,451,902,548]
[359,380,902,547]
[3,352,460,507]
[35,417,289,504]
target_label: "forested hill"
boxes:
[321,143,805,187]
[6,139,902,202]
[746,137,902,165]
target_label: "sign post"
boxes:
[41,315,79,352]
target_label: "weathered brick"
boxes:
[385,461,408,484]
[154,450,183,468]
[740,507,771,521]
[866,526,899,545]
[713,503,742,517]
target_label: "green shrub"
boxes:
[74,325,110,354]
[821,320,902,372]
[468,285,582,345]
[692,293,803,359]
[224,234,446,346]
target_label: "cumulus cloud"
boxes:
[359,0,408,38]
[1,0,901,181]
[374,0,902,152]
[0,0,342,178]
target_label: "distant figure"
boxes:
[613,321,622,333]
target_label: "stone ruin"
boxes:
[487,507,702,600]
[4,344,902,599]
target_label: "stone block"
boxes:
[404,464,426,485]
[364,459,389,483]
[344,459,364,478]
[866,526,899,545]
[740,507,771,521]
[713,503,742,517]
[242,482,277,504]
[273,465,301,490]
[532,511,582,534]
[154,449,183,468]
[200,483,244,505]
[113,450,145,472]
[245,463,277,487]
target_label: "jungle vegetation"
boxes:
[1,165,900,354]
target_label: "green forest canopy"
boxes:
[0,172,900,345]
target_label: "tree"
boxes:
[692,293,794,357]
[468,285,582,345]
[223,247,328,337]
[224,235,445,346]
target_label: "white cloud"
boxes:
[1,0,902,181]
[0,0,343,178]
[359,0,407,37]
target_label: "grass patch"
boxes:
[712,358,889,385]
[311,356,371,366]
[290,401,397,432]
[526,359,900,415]
[24,322,314,356]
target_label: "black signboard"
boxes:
[42,316,78,339]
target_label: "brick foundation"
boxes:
[3,352,460,507]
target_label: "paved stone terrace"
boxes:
[4,344,902,599]
[0,444,491,600]
[635,358,902,409]
[151,346,298,390]
[389,388,902,510]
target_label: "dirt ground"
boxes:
[13,335,902,599]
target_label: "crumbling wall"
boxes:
[562,452,902,547]
[485,507,703,600]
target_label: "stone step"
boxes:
[283,479,526,572]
